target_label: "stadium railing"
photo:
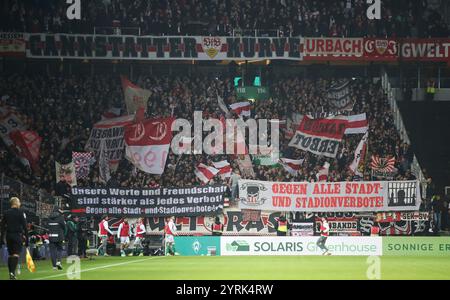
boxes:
[381,69,428,197]
[93,26,141,36]
[0,173,56,221]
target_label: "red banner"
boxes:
[9,130,42,172]
[302,37,363,61]
[303,37,450,62]
[364,38,397,61]
[288,115,348,158]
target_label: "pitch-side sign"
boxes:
[221,236,382,256]
[238,180,421,212]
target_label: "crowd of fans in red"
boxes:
[0,71,416,198]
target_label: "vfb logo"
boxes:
[366,0,381,20]
[66,0,81,20]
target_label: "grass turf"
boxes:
[1,255,450,280]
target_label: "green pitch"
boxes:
[1,255,450,280]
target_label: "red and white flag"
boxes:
[280,158,304,175]
[101,107,121,120]
[124,117,174,175]
[9,130,42,172]
[370,155,396,172]
[194,163,220,183]
[349,131,368,176]
[316,162,330,182]
[229,102,251,117]
[72,152,95,179]
[212,160,232,178]
[121,76,151,115]
[344,113,368,134]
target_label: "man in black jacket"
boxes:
[47,207,66,270]
[77,217,88,258]
[0,197,29,280]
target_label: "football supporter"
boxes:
[117,218,132,257]
[164,216,178,256]
[134,218,147,250]
[98,216,113,256]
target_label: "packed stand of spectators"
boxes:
[0,68,417,201]
[1,0,448,38]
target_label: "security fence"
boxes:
[0,173,57,223]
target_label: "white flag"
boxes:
[121,76,151,115]
[349,131,368,176]
[316,162,330,182]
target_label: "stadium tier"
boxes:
[1,0,450,282]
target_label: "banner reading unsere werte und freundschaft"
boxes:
[238,180,421,212]
[71,185,227,217]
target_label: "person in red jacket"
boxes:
[117,218,131,257]
[98,215,113,256]
[370,222,380,236]
[211,217,224,236]
[134,218,146,249]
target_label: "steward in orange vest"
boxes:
[211,217,224,236]
[276,215,289,236]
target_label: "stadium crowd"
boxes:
[2,68,450,235]
[0,70,416,194]
[0,0,448,37]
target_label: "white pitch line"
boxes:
[34,256,165,280]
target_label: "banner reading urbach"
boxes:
[71,185,227,217]
[238,180,421,212]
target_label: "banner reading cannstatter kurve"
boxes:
[238,180,421,212]
[71,185,227,217]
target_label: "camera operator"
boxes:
[47,207,66,270]
[66,215,79,256]
[77,217,88,258]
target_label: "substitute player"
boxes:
[117,218,131,257]
[98,215,113,256]
[317,217,331,255]
[134,218,146,249]
[0,197,29,280]
[164,216,177,256]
